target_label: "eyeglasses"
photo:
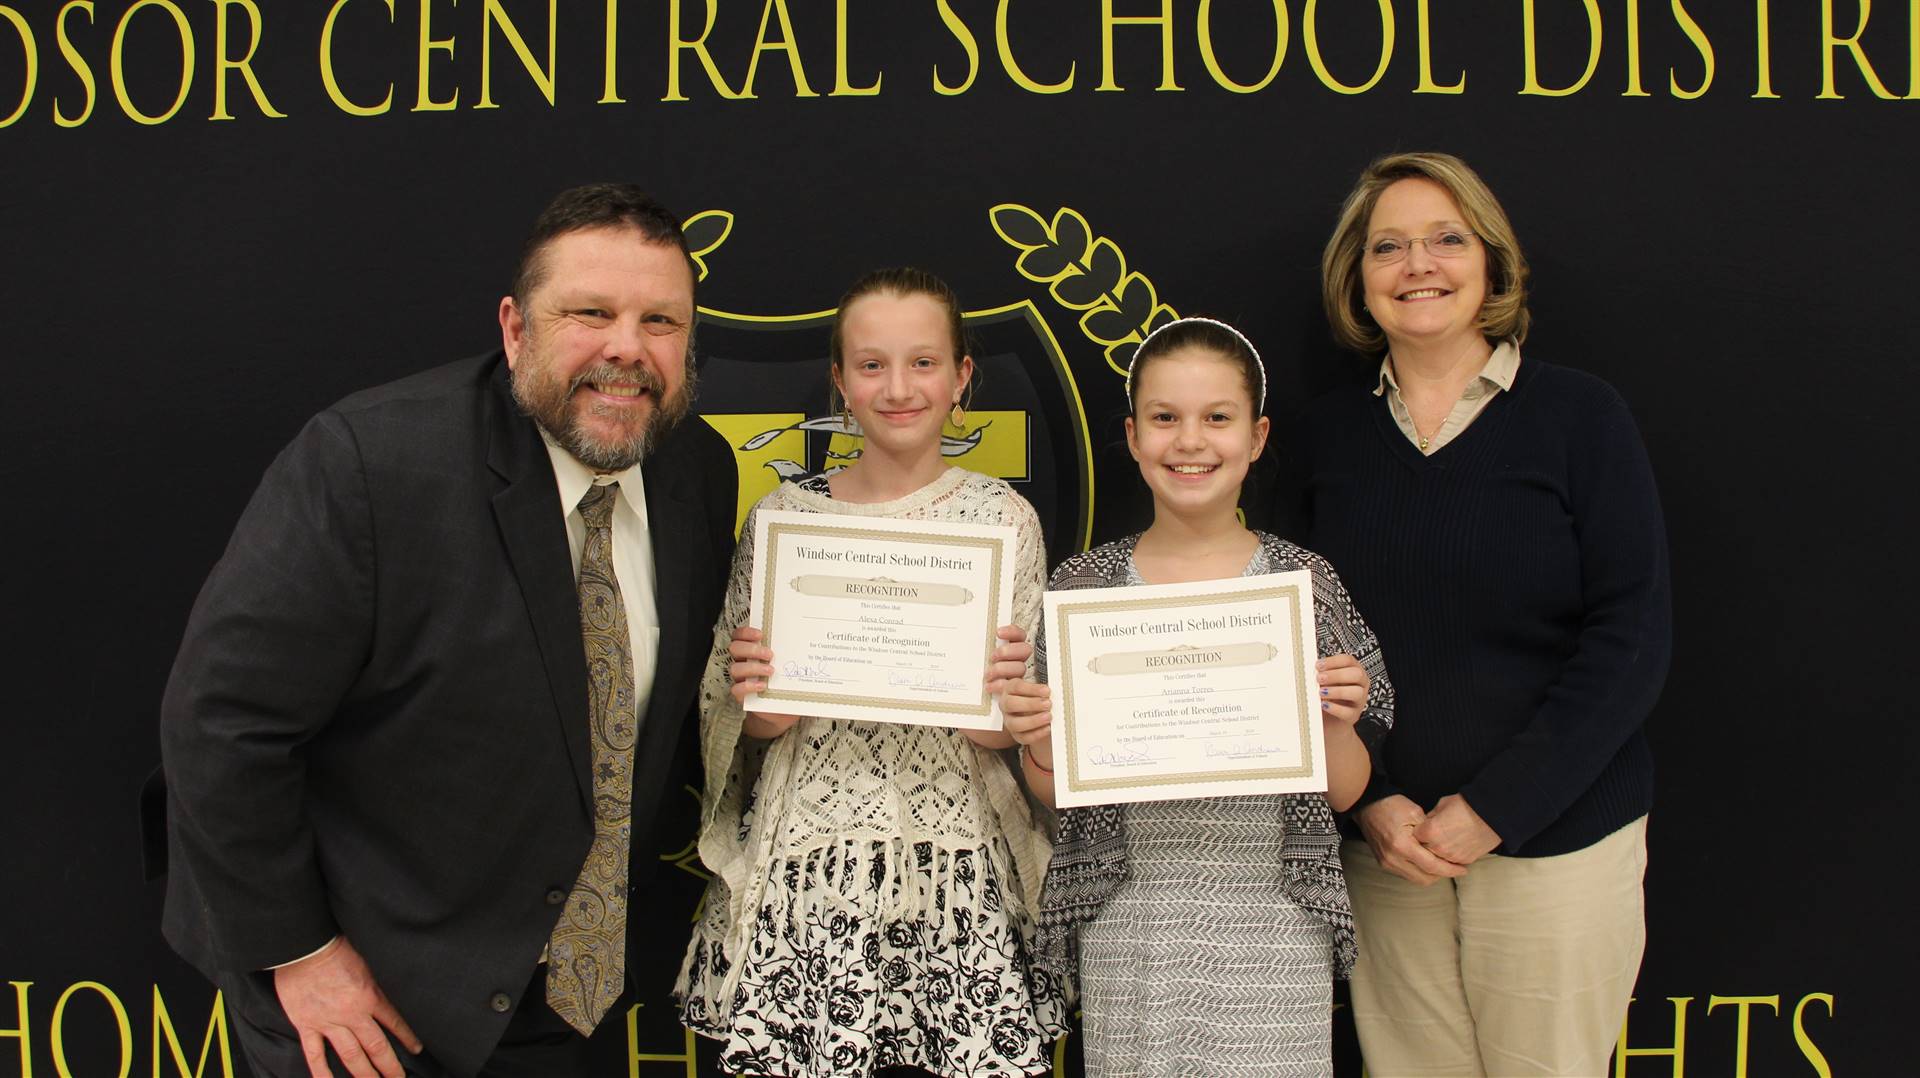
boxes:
[1365,230,1478,265]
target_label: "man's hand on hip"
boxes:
[273,935,424,1078]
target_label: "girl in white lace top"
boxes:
[675,269,1065,1077]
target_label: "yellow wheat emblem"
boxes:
[989,204,1180,377]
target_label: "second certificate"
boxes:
[746,509,1016,730]
[1043,572,1326,807]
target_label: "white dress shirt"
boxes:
[540,435,660,723]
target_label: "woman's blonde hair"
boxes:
[1320,152,1531,355]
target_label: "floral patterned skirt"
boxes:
[677,838,1066,1078]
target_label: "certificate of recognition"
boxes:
[745,509,1017,730]
[1042,572,1324,807]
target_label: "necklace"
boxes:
[1389,353,1468,454]
[1409,410,1437,451]
[1408,402,1445,452]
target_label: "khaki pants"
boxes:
[1342,816,1648,1077]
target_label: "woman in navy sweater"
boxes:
[1280,152,1672,1076]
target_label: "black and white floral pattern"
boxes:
[681,840,1064,1077]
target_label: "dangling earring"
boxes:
[830,384,851,431]
[950,376,975,430]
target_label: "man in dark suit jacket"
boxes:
[159,185,736,1077]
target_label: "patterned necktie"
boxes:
[546,482,637,1035]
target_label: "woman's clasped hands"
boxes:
[1356,792,1501,886]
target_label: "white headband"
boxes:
[1123,316,1268,414]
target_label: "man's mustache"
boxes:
[569,365,666,395]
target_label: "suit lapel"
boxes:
[640,452,701,740]
[487,366,594,815]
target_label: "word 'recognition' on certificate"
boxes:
[746,509,1018,730]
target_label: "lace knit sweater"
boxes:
[688,468,1053,1002]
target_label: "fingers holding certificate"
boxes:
[745,509,1017,730]
[1042,571,1326,807]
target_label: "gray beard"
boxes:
[512,357,698,472]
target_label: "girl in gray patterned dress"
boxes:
[997,318,1395,1077]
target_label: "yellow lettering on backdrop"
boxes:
[1819,0,1898,98]
[211,0,285,120]
[0,5,32,129]
[152,986,234,1078]
[1415,0,1463,92]
[1098,0,1180,91]
[1520,0,1601,96]
[1303,0,1394,94]
[1625,0,1649,95]
[1614,996,1691,1078]
[832,0,880,94]
[477,0,555,108]
[1051,1030,1073,1075]
[1669,0,1713,98]
[600,0,620,102]
[1708,995,1782,1078]
[741,0,818,98]
[415,0,458,110]
[997,0,1074,93]
[1752,0,1777,96]
[627,1006,700,1078]
[110,0,194,124]
[1197,0,1287,93]
[1910,0,1919,97]
[51,981,132,1078]
[0,981,29,1078]
[932,0,978,93]
[665,0,743,100]
[321,0,394,114]
[55,1,95,128]
[1792,993,1835,1078]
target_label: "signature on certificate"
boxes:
[1205,739,1284,759]
[1086,743,1159,766]
[886,669,967,692]
[782,660,835,679]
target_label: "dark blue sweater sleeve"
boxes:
[1460,383,1673,852]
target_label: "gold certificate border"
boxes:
[1056,585,1313,793]
[759,520,1005,716]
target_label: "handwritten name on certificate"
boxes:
[745,510,1017,730]
[1043,571,1325,807]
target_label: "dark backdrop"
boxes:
[3,0,1914,1073]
